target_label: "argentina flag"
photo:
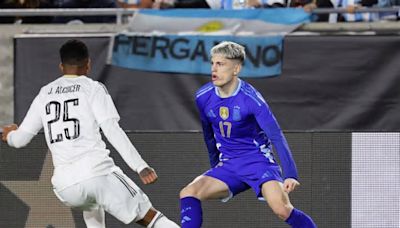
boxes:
[111,9,311,77]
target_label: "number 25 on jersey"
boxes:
[45,99,80,144]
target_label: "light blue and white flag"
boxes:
[111,9,310,77]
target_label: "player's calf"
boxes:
[136,208,179,228]
[285,208,317,228]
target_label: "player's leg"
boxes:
[83,206,179,228]
[180,175,231,200]
[180,175,231,228]
[261,180,293,220]
[136,207,180,228]
[83,206,105,228]
[53,181,106,227]
[92,171,179,227]
[261,181,317,228]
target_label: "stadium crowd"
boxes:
[0,0,398,24]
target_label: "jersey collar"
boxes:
[63,74,80,78]
[215,78,242,98]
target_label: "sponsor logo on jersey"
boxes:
[262,171,271,179]
[207,109,217,118]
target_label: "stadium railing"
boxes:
[0,7,399,25]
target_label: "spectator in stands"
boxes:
[116,0,153,9]
[172,0,210,8]
[152,0,186,9]
[378,0,400,19]
[21,0,55,23]
[0,0,55,23]
[153,0,285,9]
[246,0,286,8]
[0,0,20,23]
[287,0,334,22]
[338,0,399,21]
[52,0,117,23]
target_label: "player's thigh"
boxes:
[261,181,293,213]
[180,175,230,200]
[54,183,93,210]
[92,171,153,224]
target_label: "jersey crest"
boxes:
[219,106,229,120]
[232,106,241,121]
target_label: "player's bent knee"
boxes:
[270,205,293,220]
[180,182,209,200]
[179,184,198,199]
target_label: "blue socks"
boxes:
[180,197,316,228]
[180,197,202,228]
[285,208,317,228]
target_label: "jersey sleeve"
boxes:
[18,95,43,135]
[196,97,220,168]
[100,119,149,173]
[7,129,35,148]
[90,83,120,125]
[250,96,298,180]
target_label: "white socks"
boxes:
[83,207,179,228]
[147,211,180,228]
[83,207,105,228]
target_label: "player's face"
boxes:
[211,54,240,88]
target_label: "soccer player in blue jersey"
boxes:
[179,41,317,228]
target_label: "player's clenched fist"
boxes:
[2,124,18,142]
[139,167,158,185]
[283,178,300,193]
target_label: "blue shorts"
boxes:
[204,154,283,201]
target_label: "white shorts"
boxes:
[53,171,152,224]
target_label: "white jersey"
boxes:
[18,75,123,190]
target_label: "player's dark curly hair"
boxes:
[59,39,89,66]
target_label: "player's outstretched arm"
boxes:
[139,167,158,185]
[2,124,35,148]
[100,118,150,174]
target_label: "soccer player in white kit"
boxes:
[1,39,180,228]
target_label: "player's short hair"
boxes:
[59,39,89,66]
[210,41,245,63]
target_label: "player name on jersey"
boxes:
[48,84,81,95]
